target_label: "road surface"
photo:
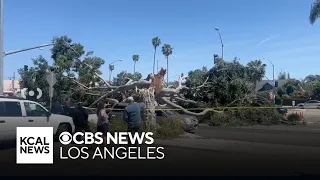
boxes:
[195,124,320,147]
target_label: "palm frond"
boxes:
[310,0,320,25]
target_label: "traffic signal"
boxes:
[213,54,219,64]
[275,81,278,87]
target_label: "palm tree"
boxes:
[310,0,320,25]
[152,37,161,74]
[246,59,267,91]
[161,44,173,86]
[132,54,139,74]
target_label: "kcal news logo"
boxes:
[16,127,53,164]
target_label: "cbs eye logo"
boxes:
[21,88,42,99]
[59,132,72,145]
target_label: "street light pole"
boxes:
[0,0,4,95]
[263,57,275,103]
[263,57,275,84]
[215,27,224,60]
[4,43,54,56]
[108,59,122,83]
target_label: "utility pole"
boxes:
[0,0,4,95]
[8,72,15,91]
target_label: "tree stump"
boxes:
[140,88,158,132]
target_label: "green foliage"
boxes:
[132,54,139,62]
[287,113,302,122]
[161,44,173,57]
[185,67,208,88]
[310,0,320,25]
[154,117,184,139]
[281,94,291,99]
[198,60,254,106]
[112,71,142,86]
[246,59,267,85]
[278,71,290,80]
[208,108,282,127]
[18,56,51,104]
[132,54,140,73]
[18,36,105,106]
[275,75,320,101]
[109,119,128,133]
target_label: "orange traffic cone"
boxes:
[301,112,304,119]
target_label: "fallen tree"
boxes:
[70,66,223,132]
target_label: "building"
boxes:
[3,80,21,92]
[255,79,290,92]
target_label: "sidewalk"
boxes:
[154,135,320,160]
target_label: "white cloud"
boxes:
[259,34,280,45]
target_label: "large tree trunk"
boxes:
[140,88,158,132]
[153,48,156,74]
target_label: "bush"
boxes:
[287,113,302,122]
[281,94,291,99]
[154,117,184,139]
[208,108,282,127]
[108,118,128,133]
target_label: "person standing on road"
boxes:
[73,102,90,141]
[124,97,142,138]
[97,100,109,146]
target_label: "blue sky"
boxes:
[3,0,320,82]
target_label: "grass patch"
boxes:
[154,117,184,139]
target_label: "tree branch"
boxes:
[88,79,152,107]
[161,97,223,116]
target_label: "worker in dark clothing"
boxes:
[73,102,90,140]
[51,101,64,115]
[123,97,143,147]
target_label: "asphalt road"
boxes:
[1,143,320,176]
[195,124,320,147]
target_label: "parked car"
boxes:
[276,107,288,114]
[296,100,320,109]
[0,96,75,143]
[89,103,199,133]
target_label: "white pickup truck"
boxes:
[0,96,75,142]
